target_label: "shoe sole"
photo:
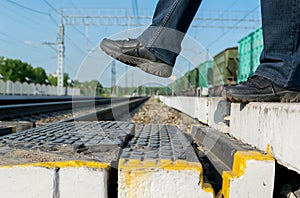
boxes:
[100,42,173,78]
[223,90,300,103]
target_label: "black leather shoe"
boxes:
[222,75,300,103]
[100,38,173,78]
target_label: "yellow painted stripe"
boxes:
[119,159,202,171]
[221,150,274,198]
[265,144,273,156]
[0,160,110,169]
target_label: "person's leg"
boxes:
[138,0,202,66]
[255,0,300,90]
[100,0,202,77]
[223,0,300,102]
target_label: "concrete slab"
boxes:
[174,96,197,119]
[0,121,134,198]
[118,124,214,198]
[191,125,275,198]
[59,164,108,198]
[159,96,230,132]
[0,166,55,198]
[207,98,230,133]
[230,103,300,174]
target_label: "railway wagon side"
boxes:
[238,27,263,83]
[213,47,238,87]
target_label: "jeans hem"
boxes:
[149,48,175,66]
[138,37,176,66]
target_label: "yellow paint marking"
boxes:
[119,159,202,171]
[0,160,110,169]
[221,151,274,198]
[265,144,273,156]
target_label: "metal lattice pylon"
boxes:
[60,9,261,29]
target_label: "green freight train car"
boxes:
[198,60,214,88]
[238,27,263,83]
[213,47,238,86]
[189,68,198,88]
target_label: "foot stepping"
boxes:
[118,124,213,198]
[191,125,275,198]
[0,121,135,198]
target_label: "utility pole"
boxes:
[57,24,64,96]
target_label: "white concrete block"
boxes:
[159,96,230,132]
[195,97,208,124]
[59,167,108,198]
[159,96,198,118]
[118,165,213,198]
[224,159,275,198]
[0,166,55,198]
[230,103,300,173]
[159,96,205,122]
[175,96,197,118]
[207,98,230,133]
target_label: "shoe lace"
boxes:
[240,75,261,86]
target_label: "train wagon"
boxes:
[238,27,263,83]
[213,47,238,86]
[198,60,214,88]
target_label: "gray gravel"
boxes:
[131,97,202,134]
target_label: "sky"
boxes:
[0,0,261,87]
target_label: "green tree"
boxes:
[0,57,48,84]
[73,80,104,96]
[89,80,103,96]
[47,73,73,87]
[33,67,47,84]
[0,59,32,82]
[47,74,57,86]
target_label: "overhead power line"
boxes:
[61,9,260,29]
[6,0,59,27]
[42,0,59,14]
[67,0,77,9]
[206,5,260,49]
[6,0,49,15]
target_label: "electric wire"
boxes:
[206,5,260,49]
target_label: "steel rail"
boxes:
[0,97,146,120]
[0,96,141,105]
[63,97,149,122]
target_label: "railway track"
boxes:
[0,95,142,105]
[0,96,149,130]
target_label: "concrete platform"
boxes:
[230,103,300,174]
[118,124,214,198]
[191,125,275,198]
[159,96,230,133]
[0,121,135,198]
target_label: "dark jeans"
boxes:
[138,0,300,90]
[255,0,300,90]
[138,0,202,66]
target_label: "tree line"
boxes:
[0,57,104,96]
